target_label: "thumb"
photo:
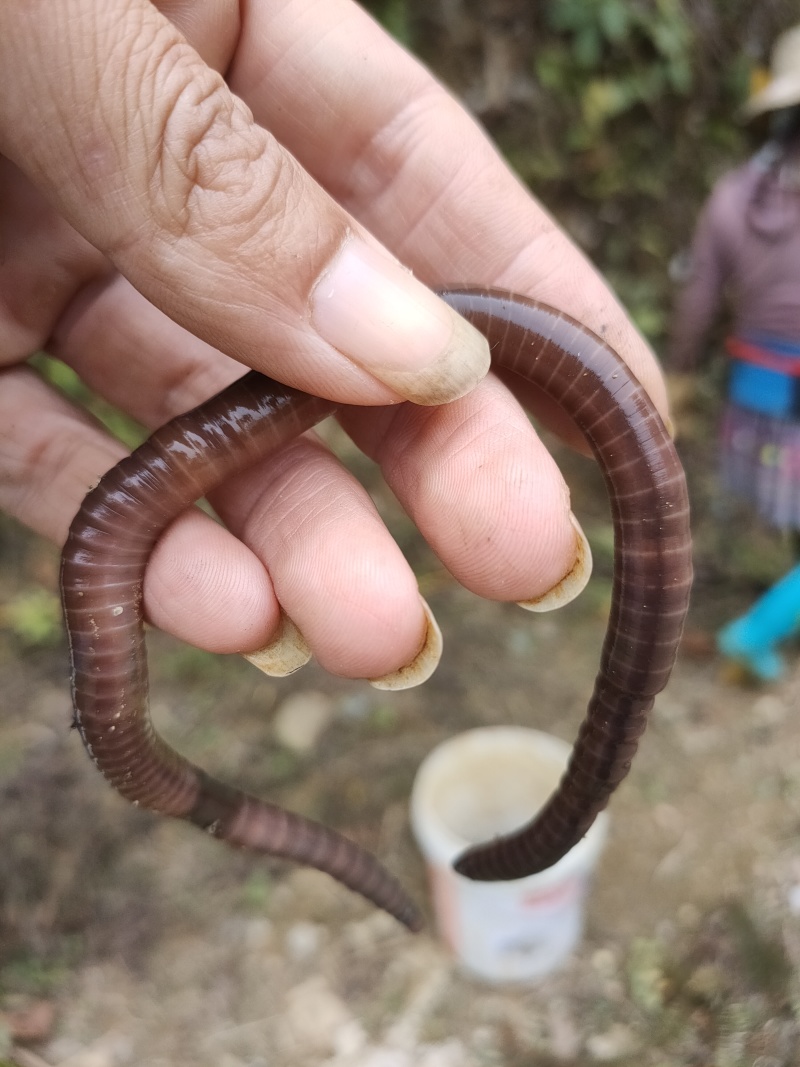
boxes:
[0,0,489,405]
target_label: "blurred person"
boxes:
[670,25,800,681]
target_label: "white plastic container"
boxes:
[410,727,609,983]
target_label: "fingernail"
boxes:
[517,513,592,613]
[241,612,311,677]
[369,597,443,690]
[311,238,490,405]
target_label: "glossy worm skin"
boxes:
[443,291,692,881]
[60,288,692,929]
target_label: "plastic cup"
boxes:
[410,727,609,983]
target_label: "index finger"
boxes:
[230,0,668,423]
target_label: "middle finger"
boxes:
[53,276,574,633]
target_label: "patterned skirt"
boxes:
[719,402,800,530]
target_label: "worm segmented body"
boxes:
[61,288,692,927]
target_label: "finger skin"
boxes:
[0,0,489,407]
[51,281,574,654]
[208,435,427,677]
[0,368,279,656]
[339,378,573,600]
[0,367,425,673]
[0,368,125,544]
[230,0,668,420]
[0,0,670,678]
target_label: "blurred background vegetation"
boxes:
[362,0,797,343]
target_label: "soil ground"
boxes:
[2,420,800,1066]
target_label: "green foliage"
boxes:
[30,353,145,450]
[360,0,413,47]
[511,0,746,341]
[362,0,795,348]
[0,588,62,647]
[239,870,274,912]
[627,936,669,1013]
[530,0,748,175]
[540,0,694,134]
[0,948,72,996]
[724,900,793,998]
[368,701,398,732]
[152,641,230,686]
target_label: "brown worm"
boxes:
[61,288,692,929]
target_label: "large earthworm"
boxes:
[61,288,692,930]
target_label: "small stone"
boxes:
[281,976,354,1057]
[333,1019,368,1058]
[585,1023,640,1061]
[418,1039,468,1066]
[284,921,323,962]
[752,694,787,727]
[342,911,398,950]
[357,1049,411,1067]
[590,947,619,979]
[272,690,334,753]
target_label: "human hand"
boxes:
[0,0,669,682]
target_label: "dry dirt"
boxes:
[2,429,800,1066]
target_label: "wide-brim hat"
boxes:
[744,24,800,118]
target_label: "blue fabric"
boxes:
[728,333,800,417]
[728,360,796,416]
[717,561,800,681]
